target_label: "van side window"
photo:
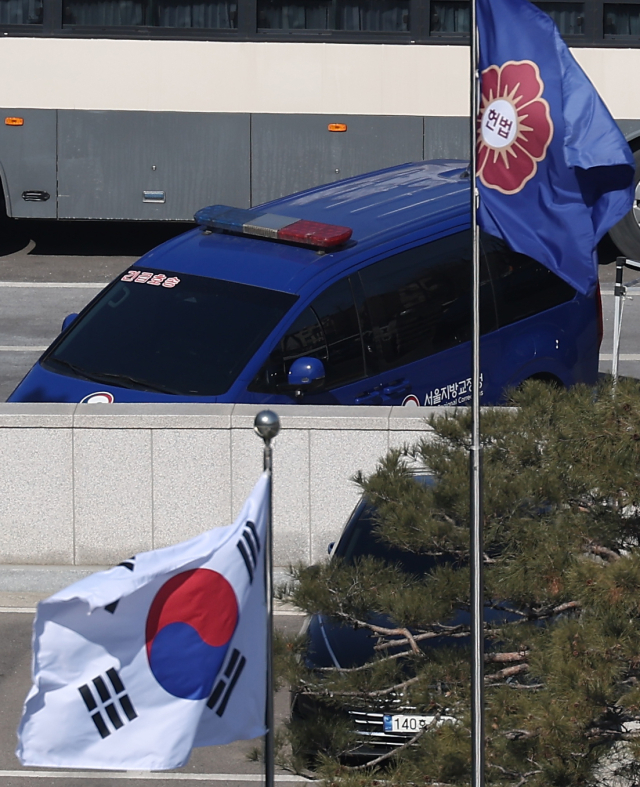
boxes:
[482,233,576,326]
[357,231,496,374]
[311,277,365,388]
[248,306,327,393]
[249,277,365,393]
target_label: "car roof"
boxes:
[139,160,471,294]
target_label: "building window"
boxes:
[535,2,584,35]
[0,0,42,24]
[257,0,409,31]
[430,1,470,33]
[604,3,640,34]
[62,0,237,27]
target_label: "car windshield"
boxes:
[337,501,445,577]
[42,268,297,396]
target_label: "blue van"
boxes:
[8,160,602,406]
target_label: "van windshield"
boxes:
[42,269,297,397]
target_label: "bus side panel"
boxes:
[618,120,640,140]
[250,114,424,205]
[423,117,469,160]
[57,110,251,220]
[0,109,57,219]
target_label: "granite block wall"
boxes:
[0,404,436,568]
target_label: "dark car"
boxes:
[292,481,522,763]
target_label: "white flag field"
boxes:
[17,472,270,771]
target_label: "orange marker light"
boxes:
[5,117,24,126]
[327,123,347,132]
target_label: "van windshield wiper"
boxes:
[49,359,181,395]
[77,369,182,395]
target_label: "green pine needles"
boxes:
[278,378,640,787]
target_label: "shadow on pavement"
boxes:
[0,217,194,258]
[0,217,30,257]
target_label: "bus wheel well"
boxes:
[504,373,564,403]
[608,145,640,260]
[0,180,7,220]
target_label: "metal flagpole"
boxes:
[254,409,280,787]
[612,257,640,385]
[470,0,485,784]
[612,257,625,382]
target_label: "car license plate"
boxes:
[383,713,435,734]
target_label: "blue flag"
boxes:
[476,0,635,294]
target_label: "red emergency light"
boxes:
[194,205,353,250]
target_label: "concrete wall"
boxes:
[0,404,437,569]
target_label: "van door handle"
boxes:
[382,379,411,399]
[354,390,383,405]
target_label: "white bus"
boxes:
[0,0,639,256]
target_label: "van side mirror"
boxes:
[286,356,326,396]
[62,313,78,332]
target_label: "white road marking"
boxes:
[0,770,312,781]
[0,607,36,613]
[0,282,105,288]
[0,346,48,352]
[599,354,640,361]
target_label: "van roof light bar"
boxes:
[194,205,352,249]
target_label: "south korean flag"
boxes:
[17,473,269,771]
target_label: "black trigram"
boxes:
[207,648,246,717]
[78,668,138,739]
[105,557,137,613]
[236,520,261,583]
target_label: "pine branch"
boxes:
[316,649,415,672]
[334,612,434,654]
[584,541,621,562]
[551,600,580,614]
[503,729,536,741]
[485,663,529,683]
[486,600,580,621]
[297,676,421,700]
[342,721,431,771]
[488,763,542,787]
[585,728,640,741]
[485,650,529,663]
[373,624,469,652]
[336,612,469,656]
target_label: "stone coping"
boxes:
[0,402,443,430]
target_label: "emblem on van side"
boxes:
[80,392,115,404]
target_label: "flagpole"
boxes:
[470,0,485,785]
[254,410,280,787]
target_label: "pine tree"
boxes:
[278,378,640,787]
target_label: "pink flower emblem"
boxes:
[477,60,554,195]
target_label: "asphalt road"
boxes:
[0,216,190,401]
[0,599,308,787]
[0,217,637,400]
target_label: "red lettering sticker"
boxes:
[121,271,179,288]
